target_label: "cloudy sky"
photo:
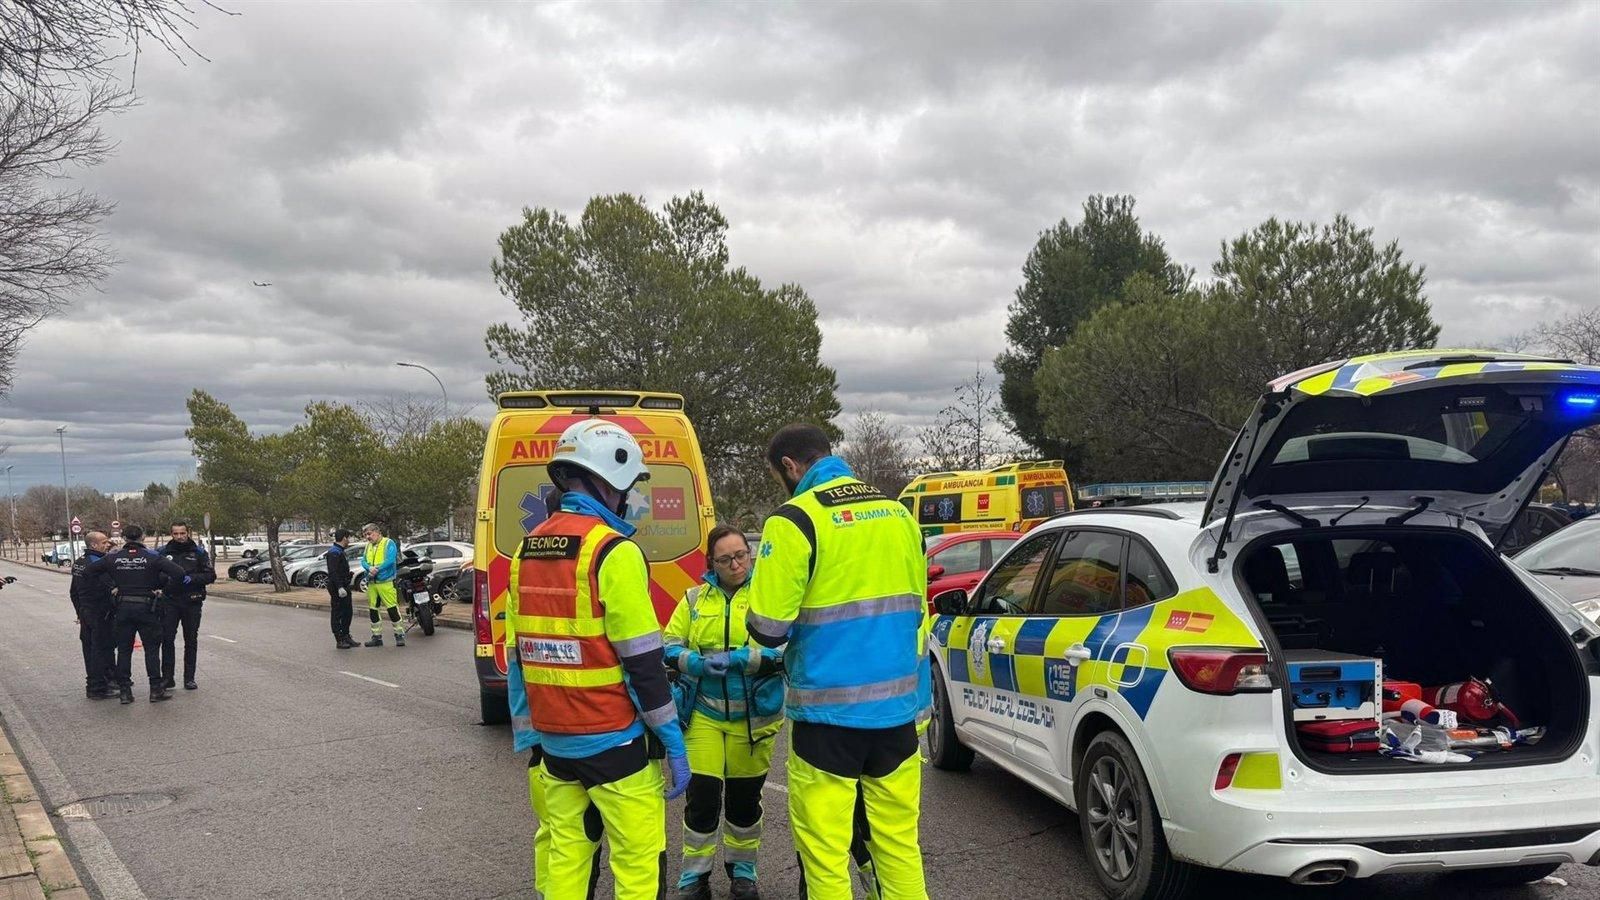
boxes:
[1,0,1596,494]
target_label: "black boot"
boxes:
[364,635,383,647]
[163,677,176,690]
[394,633,405,647]
[150,685,171,702]
[730,877,760,900]
[184,680,198,691]
[676,876,711,900]
[119,686,135,705]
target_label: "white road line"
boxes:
[0,665,150,900]
[339,670,399,688]
[763,781,789,795]
[206,634,238,643]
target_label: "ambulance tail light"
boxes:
[1169,648,1273,695]
[1215,753,1242,790]
[473,567,492,646]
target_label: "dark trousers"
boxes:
[114,601,165,689]
[161,597,203,683]
[76,602,116,691]
[328,585,353,640]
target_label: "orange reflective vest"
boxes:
[511,511,637,734]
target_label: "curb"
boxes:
[0,724,91,900]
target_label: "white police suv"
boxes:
[925,351,1600,899]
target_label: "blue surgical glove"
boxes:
[664,752,691,800]
[702,651,732,677]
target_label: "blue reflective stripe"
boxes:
[1012,618,1055,655]
[783,610,923,727]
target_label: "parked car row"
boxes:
[222,539,475,603]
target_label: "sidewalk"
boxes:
[0,557,473,632]
[0,728,88,900]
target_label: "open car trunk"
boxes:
[1238,525,1590,773]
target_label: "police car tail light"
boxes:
[1214,753,1243,790]
[1168,648,1272,695]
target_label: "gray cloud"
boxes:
[2,0,1596,495]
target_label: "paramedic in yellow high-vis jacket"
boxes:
[663,524,785,900]
[746,424,932,900]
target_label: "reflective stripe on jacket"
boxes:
[510,511,637,736]
[747,471,931,728]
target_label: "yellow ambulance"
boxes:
[470,390,716,723]
[899,460,1075,539]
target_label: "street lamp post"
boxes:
[56,426,74,560]
[396,361,454,540]
[4,464,15,559]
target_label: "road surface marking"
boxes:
[764,782,789,795]
[340,671,399,688]
[0,650,150,899]
[207,634,238,643]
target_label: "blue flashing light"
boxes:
[1564,393,1600,409]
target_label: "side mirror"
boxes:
[927,564,946,580]
[932,589,968,617]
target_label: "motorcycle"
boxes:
[396,550,442,636]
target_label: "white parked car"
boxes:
[925,350,1600,899]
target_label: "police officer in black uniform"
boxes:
[69,530,118,699]
[325,529,359,649]
[84,525,191,704]
[158,521,216,691]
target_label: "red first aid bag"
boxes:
[1298,719,1380,753]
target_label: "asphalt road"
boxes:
[0,560,1593,899]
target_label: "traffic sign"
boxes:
[111,519,121,531]
[203,513,211,531]
[70,522,82,535]
[70,516,81,526]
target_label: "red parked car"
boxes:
[923,531,1018,610]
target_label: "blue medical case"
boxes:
[1283,650,1381,722]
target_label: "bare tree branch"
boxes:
[0,1,214,395]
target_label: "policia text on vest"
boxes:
[747,441,932,900]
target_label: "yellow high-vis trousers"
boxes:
[680,714,776,887]
[367,580,401,635]
[543,747,666,900]
[791,743,927,900]
[528,750,603,900]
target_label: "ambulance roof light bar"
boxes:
[496,391,686,411]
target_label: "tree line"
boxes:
[483,191,1477,513]
[175,391,484,589]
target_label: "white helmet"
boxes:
[549,418,650,493]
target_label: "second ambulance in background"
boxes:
[900,460,1074,539]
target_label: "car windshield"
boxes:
[1515,518,1600,574]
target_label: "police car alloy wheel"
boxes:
[1077,732,1192,900]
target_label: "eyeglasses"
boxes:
[712,549,751,567]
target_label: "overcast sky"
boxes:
[1,0,1596,495]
